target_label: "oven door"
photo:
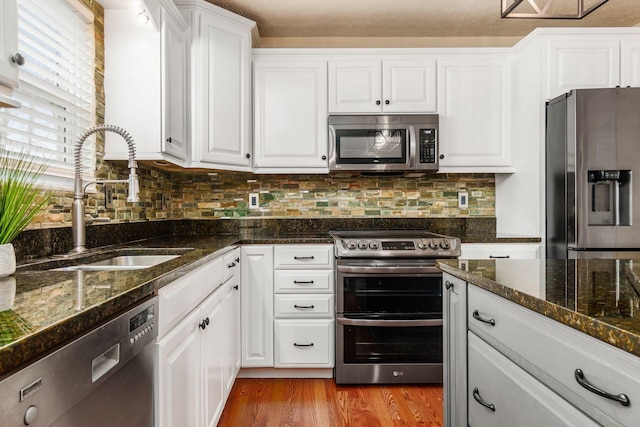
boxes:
[336,259,443,316]
[336,317,443,384]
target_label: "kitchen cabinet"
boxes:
[621,38,640,87]
[459,243,541,260]
[546,38,620,100]
[442,273,467,427]
[0,0,20,107]
[156,250,241,427]
[252,55,329,173]
[467,285,640,427]
[437,56,514,172]
[468,332,599,427]
[104,0,188,164]
[273,245,334,369]
[328,58,436,113]
[241,245,274,367]
[176,0,255,170]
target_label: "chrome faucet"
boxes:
[71,124,140,253]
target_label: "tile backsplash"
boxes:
[31,165,495,229]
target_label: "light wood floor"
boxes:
[218,378,444,427]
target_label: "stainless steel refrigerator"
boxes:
[546,87,640,259]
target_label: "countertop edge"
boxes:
[438,262,640,359]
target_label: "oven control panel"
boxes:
[331,232,461,258]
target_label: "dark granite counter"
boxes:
[0,233,332,378]
[438,258,640,358]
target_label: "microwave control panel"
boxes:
[418,129,437,164]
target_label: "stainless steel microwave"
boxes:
[328,114,439,173]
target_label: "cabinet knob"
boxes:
[245,153,251,159]
[233,285,239,290]
[235,257,240,263]
[199,317,210,330]
[321,155,327,160]
[439,154,445,159]
[376,100,381,105]
[11,53,25,66]
[166,137,172,144]
[385,100,390,105]
[445,281,454,290]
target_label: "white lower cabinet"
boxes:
[443,273,467,427]
[156,249,241,427]
[468,332,599,427]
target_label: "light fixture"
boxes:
[501,0,609,19]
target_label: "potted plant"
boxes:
[0,148,50,277]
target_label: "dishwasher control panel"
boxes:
[129,303,155,345]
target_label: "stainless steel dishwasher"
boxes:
[0,296,158,426]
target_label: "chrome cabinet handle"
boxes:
[294,304,315,309]
[472,310,496,326]
[489,255,510,259]
[293,280,314,284]
[294,256,314,260]
[293,342,314,347]
[472,388,495,412]
[445,280,454,290]
[574,369,630,407]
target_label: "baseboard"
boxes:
[237,367,334,379]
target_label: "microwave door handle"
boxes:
[337,318,443,327]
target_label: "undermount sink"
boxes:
[54,255,181,271]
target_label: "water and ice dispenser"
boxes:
[588,170,632,226]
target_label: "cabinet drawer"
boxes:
[468,333,599,427]
[274,245,333,269]
[274,270,333,293]
[460,243,540,260]
[468,286,640,427]
[274,319,334,367]
[274,294,334,318]
[158,257,224,338]
[222,248,240,282]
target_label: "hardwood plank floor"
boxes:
[218,379,443,427]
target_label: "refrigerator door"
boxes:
[572,88,640,250]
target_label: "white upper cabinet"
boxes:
[104,0,188,164]
[437,55,514,172]
[546,38,620,99]
[621,38,640,87]
[177,0,255,170]
[0,0,18,89]
[253,56,329,173]
[328,58,436,113]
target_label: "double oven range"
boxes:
[330,230,461,385]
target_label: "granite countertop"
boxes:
[439,258,640,358]
[0,233,332,378]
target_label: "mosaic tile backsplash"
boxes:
[30,167,495,229]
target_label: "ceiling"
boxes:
[100,0,640,46]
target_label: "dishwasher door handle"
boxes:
[92,344,121,382]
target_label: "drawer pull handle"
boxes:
[574,369,630,407]
[293,280,314,284]
[199,317,209,330]
[293,342,314,347]
[489,255,510,259]
[294,304,315,309]
[445,281,454,290]
[472,310,495,326]
[472,388,495,412]
[227,262,236,268]
[294,256,315,260]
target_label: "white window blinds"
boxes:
[0,0,96,185]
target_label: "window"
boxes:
[0,0,96,188]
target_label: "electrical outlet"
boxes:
[105,185,114,209]
[458,191,469,209]
[249,193,259,209]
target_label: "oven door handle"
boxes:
[336,265,442,275]
[337,317,443,327]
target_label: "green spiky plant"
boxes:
[0,149,51,245]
